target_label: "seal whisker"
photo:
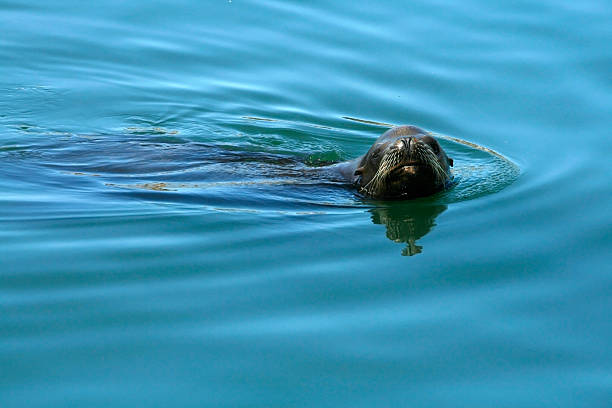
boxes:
[361,148,402,196]
[414,143,448,184]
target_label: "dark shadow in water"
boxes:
[369,202,447,256]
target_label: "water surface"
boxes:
[2,1,611,407]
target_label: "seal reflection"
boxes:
[369,202,447,256]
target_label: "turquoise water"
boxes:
[2,0,611,406]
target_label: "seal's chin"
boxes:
[376,162,442,199]
[389,161,430,177]
[396,163,420,172]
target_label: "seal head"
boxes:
[354,126,453,199]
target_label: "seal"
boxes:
[334,125,454,199]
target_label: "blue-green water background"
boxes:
[2,1,612,407]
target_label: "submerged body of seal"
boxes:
[332,125,454,199]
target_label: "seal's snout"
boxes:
[398,136,423,163]
[397,137,413,150]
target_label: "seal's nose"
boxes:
[400,137,416,151]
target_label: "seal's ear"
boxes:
[354,167,365,176]
[448,158,454,167]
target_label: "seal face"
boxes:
[353,126,453,199]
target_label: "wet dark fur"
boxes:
[334,126,453,199]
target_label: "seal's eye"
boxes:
[421,135,439,153]
[423,137,440,154]
[431,142,440,154]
